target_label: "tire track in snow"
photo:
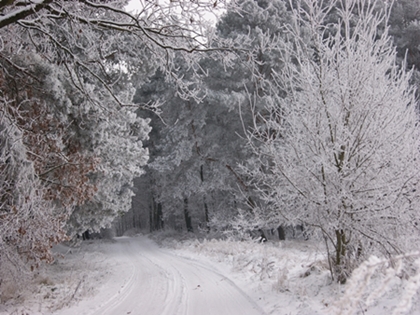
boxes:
[90,256,137,314]
[57,236,267,315]
[136,246,189,315]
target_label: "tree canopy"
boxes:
[0,0,235,285]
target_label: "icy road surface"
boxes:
[57,236,267,315]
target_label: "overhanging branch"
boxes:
[0,0,53,29]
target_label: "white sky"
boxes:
[124,0,222,26]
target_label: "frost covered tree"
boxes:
[202,0,292,229]
[0,0,233,284]
[0,51,151,287]
[388,0,420,99]
[66,93,151,235]
[0,109,68,278]
[127,0,294,234]
[244,0,420,282]
[132,68,207,232]
[0,57,78,284]
[388,0,420,70]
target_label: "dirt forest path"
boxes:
[56,236,267,315]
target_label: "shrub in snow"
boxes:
[335,252,420,315]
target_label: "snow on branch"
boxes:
[0,0,53,29]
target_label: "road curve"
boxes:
[57,236,267,315]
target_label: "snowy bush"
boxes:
[335,252,420,315]
[243,0,420,282]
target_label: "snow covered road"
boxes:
[57,236,267,315]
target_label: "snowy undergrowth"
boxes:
[153,231,336,314]
[0,240,112,315]
[153,231,420,315]
[334,253,420,315]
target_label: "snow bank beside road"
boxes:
[0,240,113,315]
[155,232,420,315]
[157,234,334,315]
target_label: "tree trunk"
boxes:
[335,229,348,284]
[149,197,164,232]
[149,202,153,233]
[203,200,209,231]
[200,165,210,231]
[156,202,163,230]
[184,198,193,232]
[82,230,90,240]
[277,226,286,240]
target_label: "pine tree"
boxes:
[127,0,293,234]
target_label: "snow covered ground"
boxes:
[1,233,419,315]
